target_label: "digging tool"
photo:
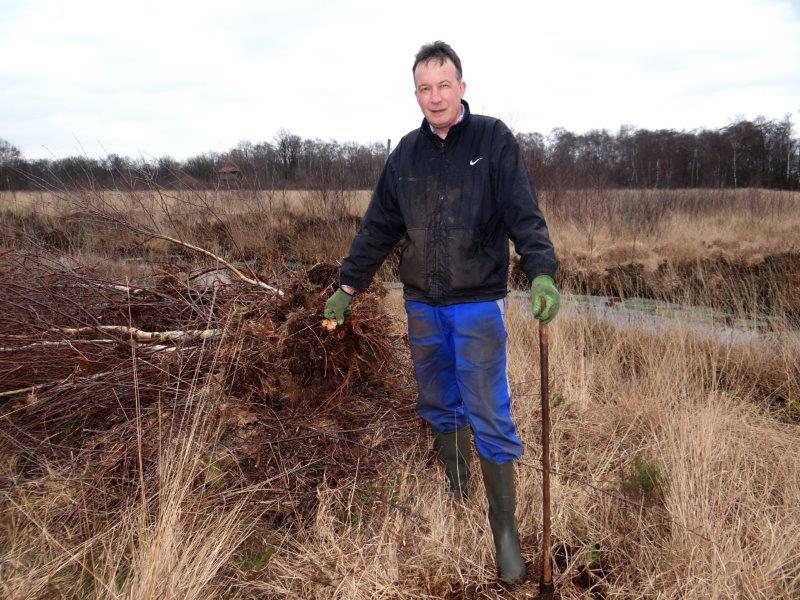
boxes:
[539,298,554,597]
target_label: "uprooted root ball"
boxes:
[0,251,419,530]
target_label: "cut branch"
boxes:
[150,232,283,295]
[0,340,116,352]
[53,325,224,343]
[0,368,116,400]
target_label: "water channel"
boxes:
[385,283,800,351]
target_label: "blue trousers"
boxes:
[405,299,523,463]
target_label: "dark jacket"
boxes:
[340,100,557,305]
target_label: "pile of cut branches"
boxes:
[0,250,419,527]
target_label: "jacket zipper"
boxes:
[431,140,446,301]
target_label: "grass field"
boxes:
[3,188,798,267]
[1,187,798,598]
[3,187,799,323]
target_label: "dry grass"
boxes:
[5,187,798,322]
[1,386,254,599]
[0,189,367,269]
[0,189,371,219]
[252,295,799,599]
[2,188,798,269]
[544,188,800,271]
[1,187,798,598]
[3,290,797,598]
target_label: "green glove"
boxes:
[324,288,352,325]
[531,274,560,324]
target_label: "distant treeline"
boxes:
[1,115,798,191]
[522,116,798,190]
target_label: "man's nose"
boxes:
[430,89,442,103]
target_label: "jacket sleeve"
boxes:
[493,122,558,281]
[339,156,406,292]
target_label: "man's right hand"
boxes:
[324,288,353,325]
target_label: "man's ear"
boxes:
[459,79,467,96]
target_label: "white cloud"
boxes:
[1,0,797,158]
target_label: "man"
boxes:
[324,41,560,585]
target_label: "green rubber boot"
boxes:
[433,426,471,500]
[479,457,527,585]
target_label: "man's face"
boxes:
[413,58,466,136]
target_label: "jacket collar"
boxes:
[420,99,471,145]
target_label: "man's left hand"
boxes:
[530,275,560,324]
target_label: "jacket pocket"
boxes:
[398,228,427,291]
[446,227,502,291]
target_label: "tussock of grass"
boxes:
[1,390,253,599]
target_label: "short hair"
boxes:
[412,41,463,81]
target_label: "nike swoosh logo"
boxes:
[469,157,484,166]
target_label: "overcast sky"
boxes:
[1,0,798,160]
